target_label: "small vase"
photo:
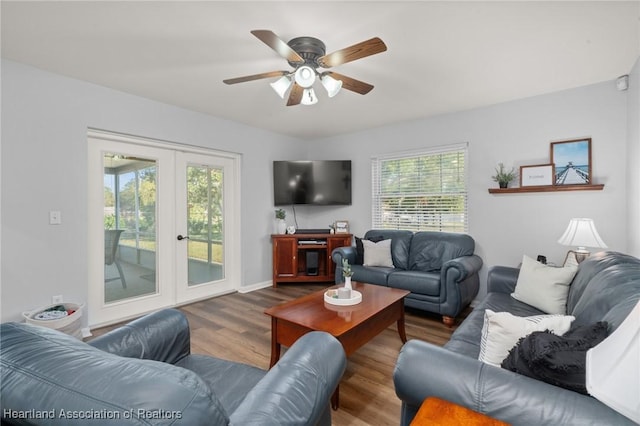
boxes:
[344,276,352,290]
[499,182,508,189]
[276,219,287,234]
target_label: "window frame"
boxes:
[371,143,469,233]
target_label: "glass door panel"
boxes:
[89,131,239,326]
[89,134,175,327]
[176,151,237,304]
[186,164,225,285]
[103,154,158,303]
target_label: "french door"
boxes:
[88,131,240,327]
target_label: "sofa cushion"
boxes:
[501,322,608,394]
[351,264,393,286]
[567,252,640,329]
[512,255,578,314]
[362,239,394,267]
[364,230,413,270]
[0,323,228,425]
[176,354,266,414]
[387,270,440,296]
[478,309,575,366]
[408,232,475,272]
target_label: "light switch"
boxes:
[49,210,62,225]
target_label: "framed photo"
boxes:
[520,163,554,187]
[334,220,349,234]
[550,138,592,185]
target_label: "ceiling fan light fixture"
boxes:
[301,88,318,106]
[270,75,292,98]
[294,66,316,88]
[321,74,342,98]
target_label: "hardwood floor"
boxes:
[90,283,465,426]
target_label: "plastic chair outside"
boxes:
[105,229,126,288]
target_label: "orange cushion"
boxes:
[411,397,510,426]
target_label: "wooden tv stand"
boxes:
[271,233,352,287]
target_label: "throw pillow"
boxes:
[511,255,578,314]
[362,238,394,267]
[355,235,384,265]
[478,309,575,367]
[501,322,608,394]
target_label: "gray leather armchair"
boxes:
[332,229,483,325]
[1,309,346,425]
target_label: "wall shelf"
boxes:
[488,184,604,194]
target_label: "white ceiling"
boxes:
[2,1,639,139]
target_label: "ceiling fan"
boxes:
[223,30,387,106]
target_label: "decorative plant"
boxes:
[275,208,286,220]
[342,258,354,277]
[492,163,517,187]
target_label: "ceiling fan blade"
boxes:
[287,83,303,106]
[318,37,387,68]
[223,71,288,85]
[326,72,374,95]
[251,30,305,64]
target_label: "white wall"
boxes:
[0,59,303,322]
[0,58,634,322]
[627,57,640,257]
[307,81,629,297]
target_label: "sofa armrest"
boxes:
[88,308,190,364]
[331,246,356,265]
[230,331,346,426]
[442,255,483,282]
[438,255,483,317]
[332,246,357,283]
[394,340,635,426]
[487,265,520,294]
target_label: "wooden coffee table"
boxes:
[264,282,410,409]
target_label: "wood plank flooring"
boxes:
[90,284,465,426]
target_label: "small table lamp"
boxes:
[586,300,640,423]
[557,218,607,264]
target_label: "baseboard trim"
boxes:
[238,280,272,293]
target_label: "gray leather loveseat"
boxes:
[1,309,346,425]
[394,251,640,425]
[332,229,483,325]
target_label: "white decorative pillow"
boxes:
[511,255,578,314]
[478,309,575,367]
[362,239,394,267]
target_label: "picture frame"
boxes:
[334,220,349,234]
[550,138,592,185]
[520,163,554,187]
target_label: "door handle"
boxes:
[177,235,190,241]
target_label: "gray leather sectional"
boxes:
[393,251,640,425]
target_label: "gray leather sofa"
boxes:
[394,251,640,425]
[332,229,483,325]
[1,309,346,425]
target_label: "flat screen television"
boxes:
[273,160,352,206]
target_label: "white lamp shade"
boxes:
[294,66,316,89]
[586,300,640,423]
[321,74,342,97]
[270,75,292,98]
[301,88,318,106]
[557,218,607,250]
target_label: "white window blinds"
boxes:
[372,144,468,233]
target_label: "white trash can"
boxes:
[23,303,84,339]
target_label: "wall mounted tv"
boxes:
[273,160,352,206]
